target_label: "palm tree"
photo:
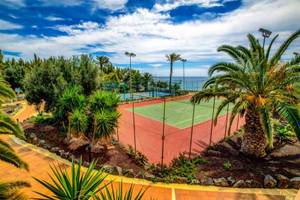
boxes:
[96,56,110,73]
[166,53,181,92]
[35,159,147,200]
[0,77,30,199]
[192,30,300,157]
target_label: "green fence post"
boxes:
[209,96,216,145]
[224,104,230,138]
[189,103,196,159]
[161,97,167,170]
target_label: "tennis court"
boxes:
[118,95,244,164]
[127,98,232,129]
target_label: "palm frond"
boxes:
[0,181,30,200]
[0,140,29,170]
[270,30,300,66]
[275,103,300,140]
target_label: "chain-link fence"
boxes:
[116,94,244,165]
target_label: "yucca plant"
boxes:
[34,159,109,200]
[97,183,147,200]
[192,30,300,157]
[35,160,147,200]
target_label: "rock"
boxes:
[174,177,188,183]
[61,152,70,159]
[275,174,289,188]
[123,169,134,178]
[58,149,65,157]
[42,143,51,150]
[290,177,300,189]
[38,139,46,146]
[200,177,214,185]
[144,172,155,179]
[50,147,60,154]
[113,166,123,175]
[32,137,38,144]
[68,135,89,151]
[245,179,262,188]
[264,175,277,188]
[101,164,114,173]
[233,180,246,188]
[191,179,200,184]
[206,150,221,157]
[83,161,90,167]
[29,133,36,139]
[213,177,229,187]
[227,176,236,185]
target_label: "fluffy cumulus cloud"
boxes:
[0,0,299,76]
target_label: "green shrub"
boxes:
[223,161,232,170]
[192,156,208,165]
[273,119,295,141]
[126,146,149,167]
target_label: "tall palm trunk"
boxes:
[241,110,267,157]
[169,61,173,92]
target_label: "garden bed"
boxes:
[22,119,300,189]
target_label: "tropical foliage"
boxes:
[35,159,147,200]
[192,30,300,157]
[0,76,30,199]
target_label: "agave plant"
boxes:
[34,159,109,200]
[35,160,147,200]
[192,30,300,157]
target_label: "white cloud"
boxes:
[0,0,25,8]
[0,0,299,77]
[92,0,128,11]
[0,19,22,30]
[38,0,83,7]
[153,0,223,12]
[45,16,65,21]
[150,64,163,68]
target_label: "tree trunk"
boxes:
[241,110,267,157]
[169,61,173,92]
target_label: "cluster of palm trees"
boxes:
[192,30,300,157]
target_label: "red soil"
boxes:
[117,96,244,164]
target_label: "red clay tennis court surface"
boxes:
[117,95,244,164]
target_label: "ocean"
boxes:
[154,76,208,91]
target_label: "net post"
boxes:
[224,104,230,139]
[116,127,119,141]
[161,97,167,170]
[189,102,196,159]
[236,113,240,131]
[209,96,216,145]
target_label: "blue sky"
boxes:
[0,0,299,76]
